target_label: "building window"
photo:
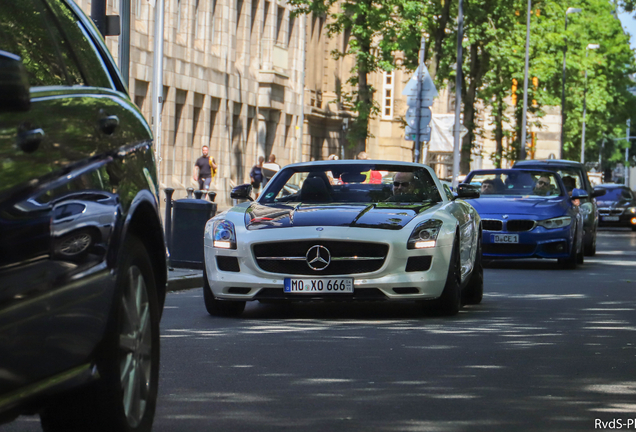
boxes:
[276,6,284,43]
[194,0,201,39]
[382,71,394,119]
[209,0,217,44]
[287,14,295,46]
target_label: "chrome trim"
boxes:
[257,256,384,261]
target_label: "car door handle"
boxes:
[17,128,45,153]
[99,114,119,135]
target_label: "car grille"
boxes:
[482,219,503,231]
[599,208,624,216]
[506,220,536,232]
[483,244,535,255]
[253,241,388,276]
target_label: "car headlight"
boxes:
[537,216,571,229]
[628,207,636,214]
[211,220,237,249]
[408,219,443,249]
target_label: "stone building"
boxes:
[81,0,562,200]
[82,0,306,204]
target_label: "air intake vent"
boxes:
[482,219,503,231]
[405,256,432,272]
[217,256,240,272]
[506,220,535,232]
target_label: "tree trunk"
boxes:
[495,94,504,168]
[460,43,482,174]
[428,0,452,82]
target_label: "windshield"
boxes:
[599,188,634,201]
[259,164,443,204]
[466,171,564,197]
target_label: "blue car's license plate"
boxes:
[491,234,519,244]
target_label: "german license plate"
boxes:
[492,234,519,244]
[284,278,354,294]
[602,216,619,222]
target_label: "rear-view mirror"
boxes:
[230,184,254,201]
[456,184,480,199]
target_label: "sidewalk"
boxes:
[167,267,203,292]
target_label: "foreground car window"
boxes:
[261,164,442,204]
[0,0,74,86]
[468,171,564,197]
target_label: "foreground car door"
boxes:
[0,0,150,397]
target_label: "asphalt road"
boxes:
[4,228,636,432]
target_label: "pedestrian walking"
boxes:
[192,146,217,190]
[250,156,265,198]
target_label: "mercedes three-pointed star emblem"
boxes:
[306,245,331,271]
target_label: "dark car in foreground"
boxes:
[594,184,636,230]
[463,169,585,269]
[0,1,167,431]
[513,159,605,256]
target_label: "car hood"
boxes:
[465,196,568,219]
[243,202,438,230]
[597,199,635,209]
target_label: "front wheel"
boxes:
[203,268,246,317]
[462,236,483,305]
[430,239,462,316]
[584,228,596,256]
[41,235,160,432]
[558,233,578,270]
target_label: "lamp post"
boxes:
[561,7,581,159]
[520,0,532,161]
[581,43,599,165]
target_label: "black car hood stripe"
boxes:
[244,202,436,230]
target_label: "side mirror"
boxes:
[0,50,30,112]
[592,188,606,198]
[456,183,480,199]
[230,184,254,201]
[571,189,589,199]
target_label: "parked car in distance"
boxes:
[594,184,636,231]
[513,159,605,256]
[0,1,167,431]
[203,160,484,317]
[463,169,585,269]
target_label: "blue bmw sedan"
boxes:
[462,169,585,269]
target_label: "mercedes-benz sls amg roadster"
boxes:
[203,160,484,316]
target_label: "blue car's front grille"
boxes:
[482,219,503,231]
[506,220,535,232]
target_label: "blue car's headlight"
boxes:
[408,220,443,249]
[628,207,636,214]
[210,220,237,249]
[537,216,571,229]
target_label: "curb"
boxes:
[167,269,203,292]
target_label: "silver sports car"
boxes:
[203,160,483,316]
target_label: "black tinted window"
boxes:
[46,0,115,88]
[0,0,71,86]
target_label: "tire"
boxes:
[576,240,585,265]
[41,235,160,432]
[584,227,596,256]
[558,233,578,270]
[203,268,246,317]
[433,238,462,316]
[462,235,483,305]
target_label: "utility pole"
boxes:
[520,0,532,161]
[452,0,464,188]
[626,119,630,187]
[119,0,131,88]
[152,0,165,179]
[91,0,107,36]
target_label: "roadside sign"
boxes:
[405,107,432,130]
[451,124,469,138]
[404,126,431,142]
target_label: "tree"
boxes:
[288,0,426,151]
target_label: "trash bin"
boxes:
[169,197,216,269]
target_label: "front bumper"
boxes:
[203,227,453,302]
[598,214,636,228]
[482,226,573,259]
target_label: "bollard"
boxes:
[207,191,217,202]
[163,188,175,252]
[194,190,204,200]
[186,187,194,198]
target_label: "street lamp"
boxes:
[520,0,532,161]
[581,43,599,165]
[561,7,582,159]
